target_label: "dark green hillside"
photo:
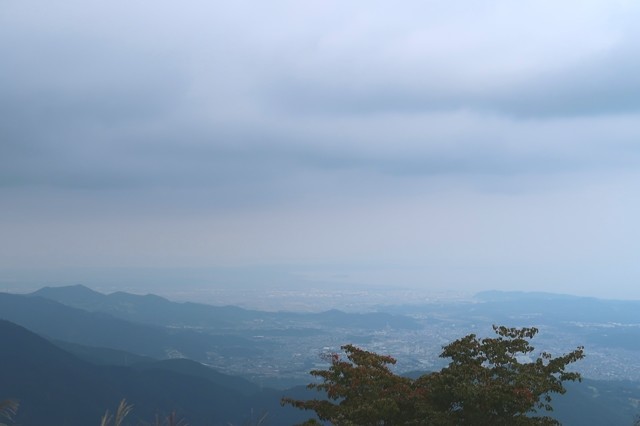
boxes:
[53,340,156,366]
[131,358,261,396]
[54,340,323,421]
[0,320,310,425]
[0,292,263,361]
[52,340,260,394]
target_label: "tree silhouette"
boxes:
[283,326,584,425]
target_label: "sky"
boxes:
[2,0,640,300]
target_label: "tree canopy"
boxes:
[283,326,584,425]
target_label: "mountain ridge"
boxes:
[0,319,311,425]
[30,284,422,330]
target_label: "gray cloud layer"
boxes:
[2,0,640,297]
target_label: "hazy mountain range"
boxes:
[1,286,640,425]
[0,319,314,425]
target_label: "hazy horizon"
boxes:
[2,265,639,312]
[3,1,640,300]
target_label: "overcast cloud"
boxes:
[2,0,640,299]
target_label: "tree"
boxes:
[283,326,584,425]
[282,345,424,425]
[422,326,584,425]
